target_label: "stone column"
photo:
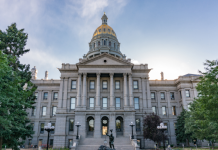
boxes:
[166,91,172,116]
[62,78,68,110]
[146,79,151,108]
[96,73,100,110]
[123,73,128,110]
[36,91,42,118]
[110,73,115,110]
[181,89,188,110]
[82,73,87,109]
[128,73,134,109]
[57,79,64,108]
[157,91,161,115]
[142,78,147,111]
[76,73,82,108]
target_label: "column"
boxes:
[157,91,161,115]
[124,73,128,109]
[57,79,64,108]
[76,73,82,108]
[110,73,115,110]
[36,91,42,118]
[62,78,68,110]
[142,78,147,110]
[96,73,100,110]
[128,73,134,109]
[166,91,172,116]
[82,73,87,109]
[181,89,188,110]
[146,79,151,108]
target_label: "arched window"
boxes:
[108,29,110,32]
[104,28,106,32]
[104,40,106,45]
[98,41,100,46]
[89,119,94,131]
[114,43,116,48]
[109,42,111,46]
[99,29,101,32]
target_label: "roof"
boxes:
[92,24,116,38]
[182,73,201,77]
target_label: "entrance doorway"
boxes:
[87,116,94,137]
[116,116,123,136]
[101,116,109,135]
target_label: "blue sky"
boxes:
[0,0,218,80]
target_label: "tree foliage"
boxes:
[184,60,218,149]
[175,109,193,146]
[0,23,36,150]
[143,113,168,144]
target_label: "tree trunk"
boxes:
[0,137,2,150]
[212,142,214,150]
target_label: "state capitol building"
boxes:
[27,14,200,149]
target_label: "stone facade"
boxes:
[25,14,201,149]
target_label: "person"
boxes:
[106,129,115,149]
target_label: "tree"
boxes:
[185,60,218,150]
[175,109,193,146]
[0,23,36,150]
[143,113,168,146]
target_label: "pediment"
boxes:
[77,53,133,66]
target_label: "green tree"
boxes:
[175,109,192,146]
[185,60,218,150]
[0,23,36,150]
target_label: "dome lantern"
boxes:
[101,12,108,25]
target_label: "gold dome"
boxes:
[92,24,116,38]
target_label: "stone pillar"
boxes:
[109,113,116,137]
[96,73,101,110]
[62,78,68,110]
[146,79,151,108]
[57,79,64,109]
[123,73,128,110]
[128,73,134,109]
[36,91,42,118]
[142,78,147,111]
[181,89,188,110]
[94,114,101,138]
[82,73,87,109]
[110,73,115,110]
[76,73,82,108]
[166,91,172,116]
[157,91,161,115]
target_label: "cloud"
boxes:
[132,59,141,64]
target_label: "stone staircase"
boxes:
[77,136,134,150]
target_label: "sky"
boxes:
[0,0,218,80]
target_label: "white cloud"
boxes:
[131,59,141,64]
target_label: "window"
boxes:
[109,41,111,46]
[172,106,176,115]
[134,98,139,109]
[98,41,100,46]
[31,107,36,116]
[94,43,95,48]
[133,81,138,89]
[70,98,75,109]
[69,119,74,131]
[135,119,140,131]
[104,40,106,45]
[51,123,55,134]
[40,123,44,134]
[104,28,106,32]
[108,29,110,32]
[114,43,115,48]
[187,104,191,111]
[186,90,190,98]
[152,106,156,114]
[90,98,94,108]
[90,81,95,89]
[180,91,182,98]
[52,107,57,116]
[164,123,168,132]
[31,123,34,130]
[151,92,155,100]
[50,139,54,146]
[71,80,77,89]
[42,107,46,116]
[43,92,48,100]
[69,139,73,148]
[103,98,107,109]
[161,92,165,100]
[102,81,107,89]
[162,107,166,116]
[28,139,32,145]
[53,92,58,100]
[115,98,121,109]
[170,92,175,100]
[35,92,38,100]
[115,81,120,89]
[99,29,101,32]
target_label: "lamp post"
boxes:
[75,122,81,139]
[157,123,167,150]
[129,122,135,139]
[44,123,55,150]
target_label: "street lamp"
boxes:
[157,123,167,150]
[44,123,55,150]
[129,122,135,139]
[75,122,81,139]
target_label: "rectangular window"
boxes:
[102,98,107,109]
[35,92,38,100]
[172,106,176,115]
[180,91,182,99]
[53,92,58,100]
[89,98,94,108]
[43,92,48,100]
[31,107,36,116]
[71,80,77,89]
[51,123,55,134]
[152,106,156,114]
[42,107,46,116]
[52,107,57,116]
[164,123,168,132]
[161,92,165,100]
[69,119,74,131]
[31,123,34,130]
[50,139,54,146]
[70,98,75,109]
[135,119,140,131]
[102,81,107,89]
[162,107,166,116]
[134,98,139,109]
[69,139,73,148]
[40,123,44,134]
[116,98,121,109]
[186,90,190,98]
[170,92,175,100]
[133,81,138,89]
[151,92,155,100]
[115,81,120,89]
[90,81,95,89]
